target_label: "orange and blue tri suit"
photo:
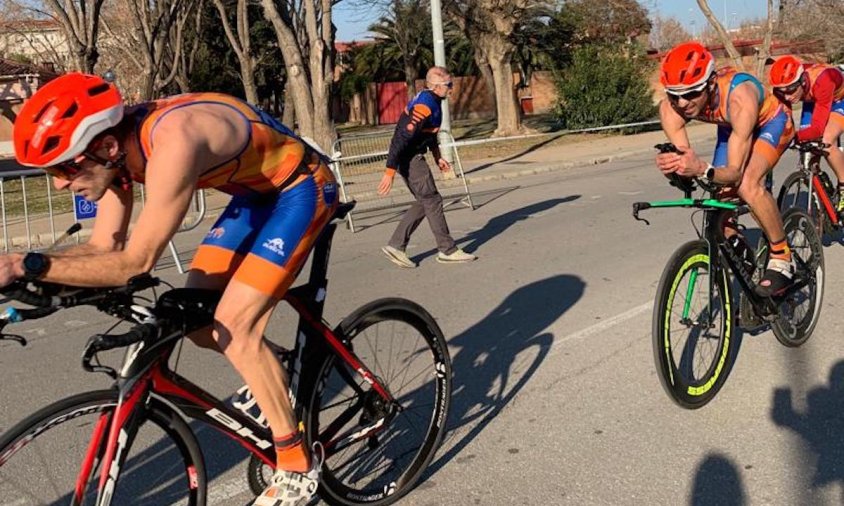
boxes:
[132,92,338,298]
[690,67,794,168]
[797,64,844,141]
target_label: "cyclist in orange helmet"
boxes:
[769,55,844,213]
[4,72,338,506]
[657,42,796,297]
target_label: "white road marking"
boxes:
[64,320,88,327]
[549,302,652,357]
[618,190,643,196]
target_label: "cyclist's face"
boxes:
[775,79,804,104]
[668,86,709,117]
[51,140,116,202]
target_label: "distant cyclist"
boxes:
[4,73,337,506]
[656,42,795,297]
[769,55,844,213]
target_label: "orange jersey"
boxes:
[694,68,782,127]
[132,93,323,197]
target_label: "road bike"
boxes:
[632,144,824,409]
[778,140,842,241]
[0,201,453,505]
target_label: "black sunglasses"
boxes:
[46,151,110,179]
[668,88,706,102]
[777,81,802,95]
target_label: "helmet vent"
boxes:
[32,102,52,123]
[88,83,111,96]
[42,136,60,153]
[62,102,78,119]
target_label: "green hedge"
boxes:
[555,45,657,130]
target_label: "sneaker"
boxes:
[381,245,416,268]
[253,443,324,506]
[436,248,477,263]
[755,257,795,298]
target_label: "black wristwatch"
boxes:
[22,252,50,280]
[701,164,716,184]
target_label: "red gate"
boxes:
[377,82,408,125]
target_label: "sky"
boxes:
[333,0,775,42]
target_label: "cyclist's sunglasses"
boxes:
[432,81,454,89]
[46,151,109,179]
[667,87,706,102]
[776,81,802,95]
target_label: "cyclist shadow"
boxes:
[771,360,844,500]
[411,196,581,264]
[424,274,585,477]
[689,453,747,505]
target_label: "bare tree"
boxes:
[213,0,259,102]
[696,0,742,67]
[649,16,692,52]
[1,0,106,72]
[261,0,337,152]
[446,0,543,137]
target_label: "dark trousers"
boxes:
[388,155,457,254]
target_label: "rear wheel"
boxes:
[308,298,452,505]
[652,240,737,409]
[778,171,827,238]
[770,208,825,347]
[0,390,206,505]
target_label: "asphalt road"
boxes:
[3,142,844,505]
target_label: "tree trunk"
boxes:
[405,59,417,99]
[696,0,743,69]
[282,79,296,127]
[473,46,496,118]
[756,0,775,77]
[483,35,520,136]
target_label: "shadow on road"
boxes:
[689,453,746,506]
[772,360,844,501]
[413,196,581,264]
[424,273,586,477]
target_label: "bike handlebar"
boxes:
[82,323,159,373]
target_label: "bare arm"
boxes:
[719,82,760,184]
[659,99,691,147]
[50,185,134,257]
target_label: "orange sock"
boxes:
[769,238,791,262]
[274,430,311,473]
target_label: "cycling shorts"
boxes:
[799,100,844,132]
[190,163,338,299]
[712,107,794,168]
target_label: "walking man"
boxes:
[377,66,477,268]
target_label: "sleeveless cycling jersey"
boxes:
[132,92,322,197]
[693,68,781,127]
[804,64,844,102]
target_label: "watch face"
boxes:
[24,253,48,278]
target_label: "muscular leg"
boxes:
[822,117,844,184]
[736,150,785,244]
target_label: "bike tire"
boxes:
[777,171,827,238]
[0,389,207,506]
[652,240,737,409]
[305,298,452,506]
[770,207,825,347]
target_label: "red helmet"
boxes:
[660,42,716,94]
[769,55,804,88]
[13,72,123,168]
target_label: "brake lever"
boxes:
[632,202,651,226]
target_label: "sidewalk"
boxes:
[0,123,715,249]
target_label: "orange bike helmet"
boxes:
[769,55,804,88]
[14,73,123,168]
[660,42,716,94]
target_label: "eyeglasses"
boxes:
[45,151,109,179]
[667,87,706,103]
[430,81,454,90]
[776,81,802,95]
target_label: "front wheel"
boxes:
[307,298,452,505]
[770,207,825,347]
[652,240,737,409]
[0,390,207,505]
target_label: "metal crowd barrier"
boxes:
[0,167,206,274]
[330,130,474,232]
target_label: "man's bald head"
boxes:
[426,66,450,84]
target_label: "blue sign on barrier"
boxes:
[74,194,97,220]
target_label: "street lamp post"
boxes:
[430,0,454,164]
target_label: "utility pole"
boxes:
[430,0,454,164]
